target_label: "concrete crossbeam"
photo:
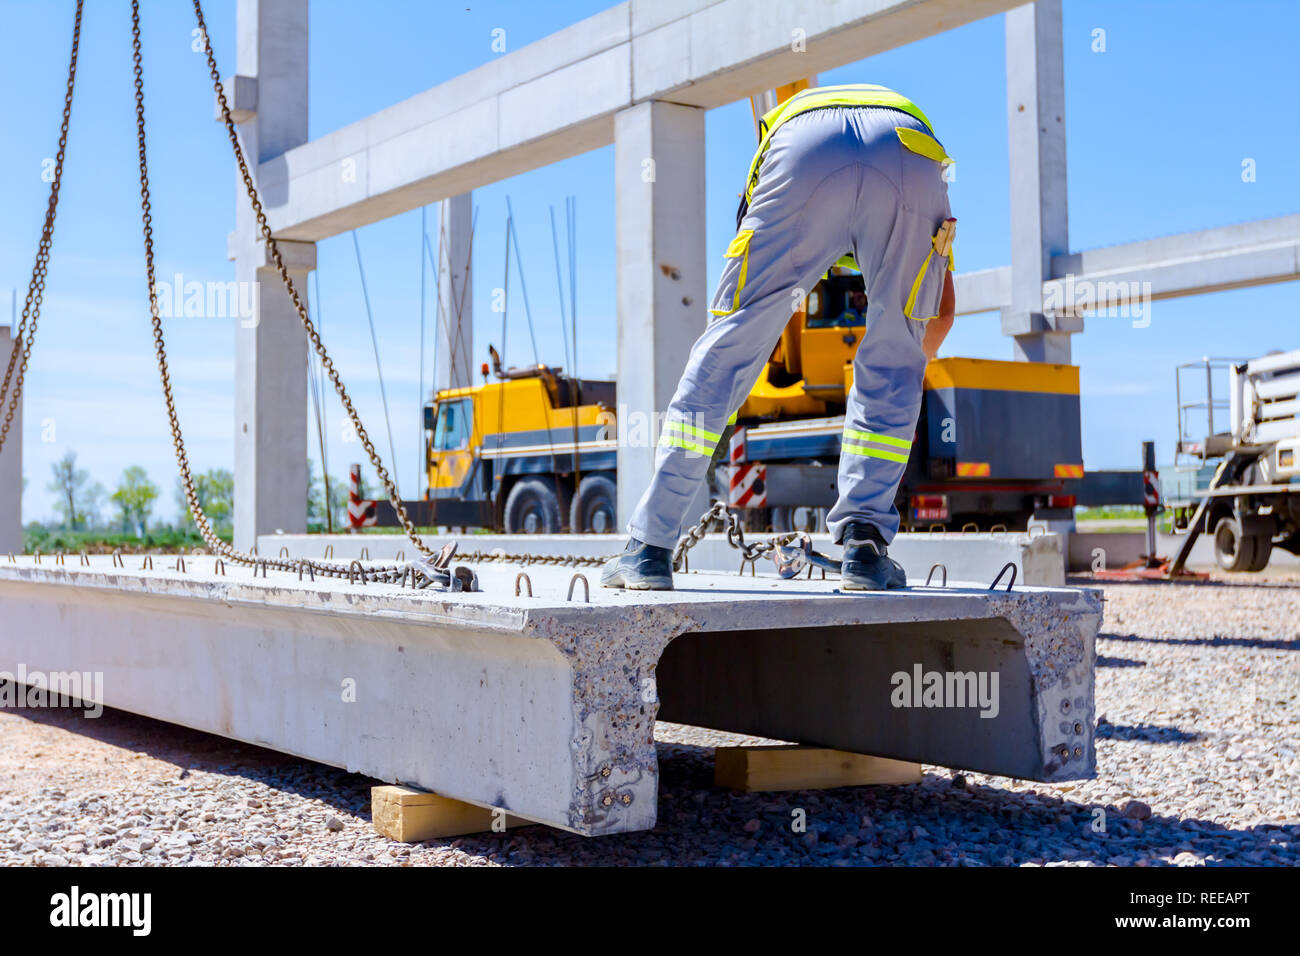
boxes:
[953,215,1300,318]
[954,266,1013,316]
[1047,213,1300,307]
[0,558,1100,835]
[256,0,1021,240]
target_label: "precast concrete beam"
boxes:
[0,558,1098,836]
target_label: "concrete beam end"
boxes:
[217,74,258,125]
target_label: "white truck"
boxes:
[1170,350,1300,572]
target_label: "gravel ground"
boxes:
[1,576,1297,867]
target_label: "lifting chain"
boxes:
[129,0,437,586]
[452,550,607,569]
[671,500,800,572]
[0,0,84,458]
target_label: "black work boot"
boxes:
[599,537,674,590]
[840,522,907,591]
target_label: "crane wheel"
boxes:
[503,478,563,534]
[570,474,618,534]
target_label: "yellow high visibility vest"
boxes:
[738,84,941,272]
[742,84,936,206]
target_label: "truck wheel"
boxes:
[771,506,825,533]
[503,478,562,534]
[1213,516,1262,572]
[570,474,617,533]
[1247,533,1273,572]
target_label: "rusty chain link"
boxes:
[0,0,83,458]
[671,500,799,572]
[452,550,607,569]
[127,0,428,584]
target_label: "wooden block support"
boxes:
[714,746,922,792]
[372,785,526,842]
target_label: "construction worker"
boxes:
[602,83,957,591]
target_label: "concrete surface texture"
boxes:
[0,555,1100,836]
[257,529,1067,587]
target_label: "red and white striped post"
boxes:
[728,427,766,509]
[347,463,377,531]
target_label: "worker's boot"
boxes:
[599,537,675,590]
[840,522,907,591]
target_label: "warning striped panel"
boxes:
[956,462,990,477]
[348,463,377,528]
[1053,463,1084,478]
[729,463,766,508]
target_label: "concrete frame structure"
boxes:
[0,558,1101,835]
[215,0,1300,536]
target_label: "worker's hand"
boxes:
[922,271,956,361]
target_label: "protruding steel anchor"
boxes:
[772,535,842,580]
[406,542,481,592]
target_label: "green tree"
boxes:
[174,468,234,532]
[111,465,160,537]
[46,451,102,530]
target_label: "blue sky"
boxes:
[2,0,1297,523]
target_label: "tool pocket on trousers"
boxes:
[709,228,754,318]
[895,126,953,165]
[904,220,955,322]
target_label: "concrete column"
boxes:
[230,0,310,551]
[1002,0,1077,363]
[614,101,708,526]
[436,194,474,390]
[231,240,316,551]
[0,325,21,553]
